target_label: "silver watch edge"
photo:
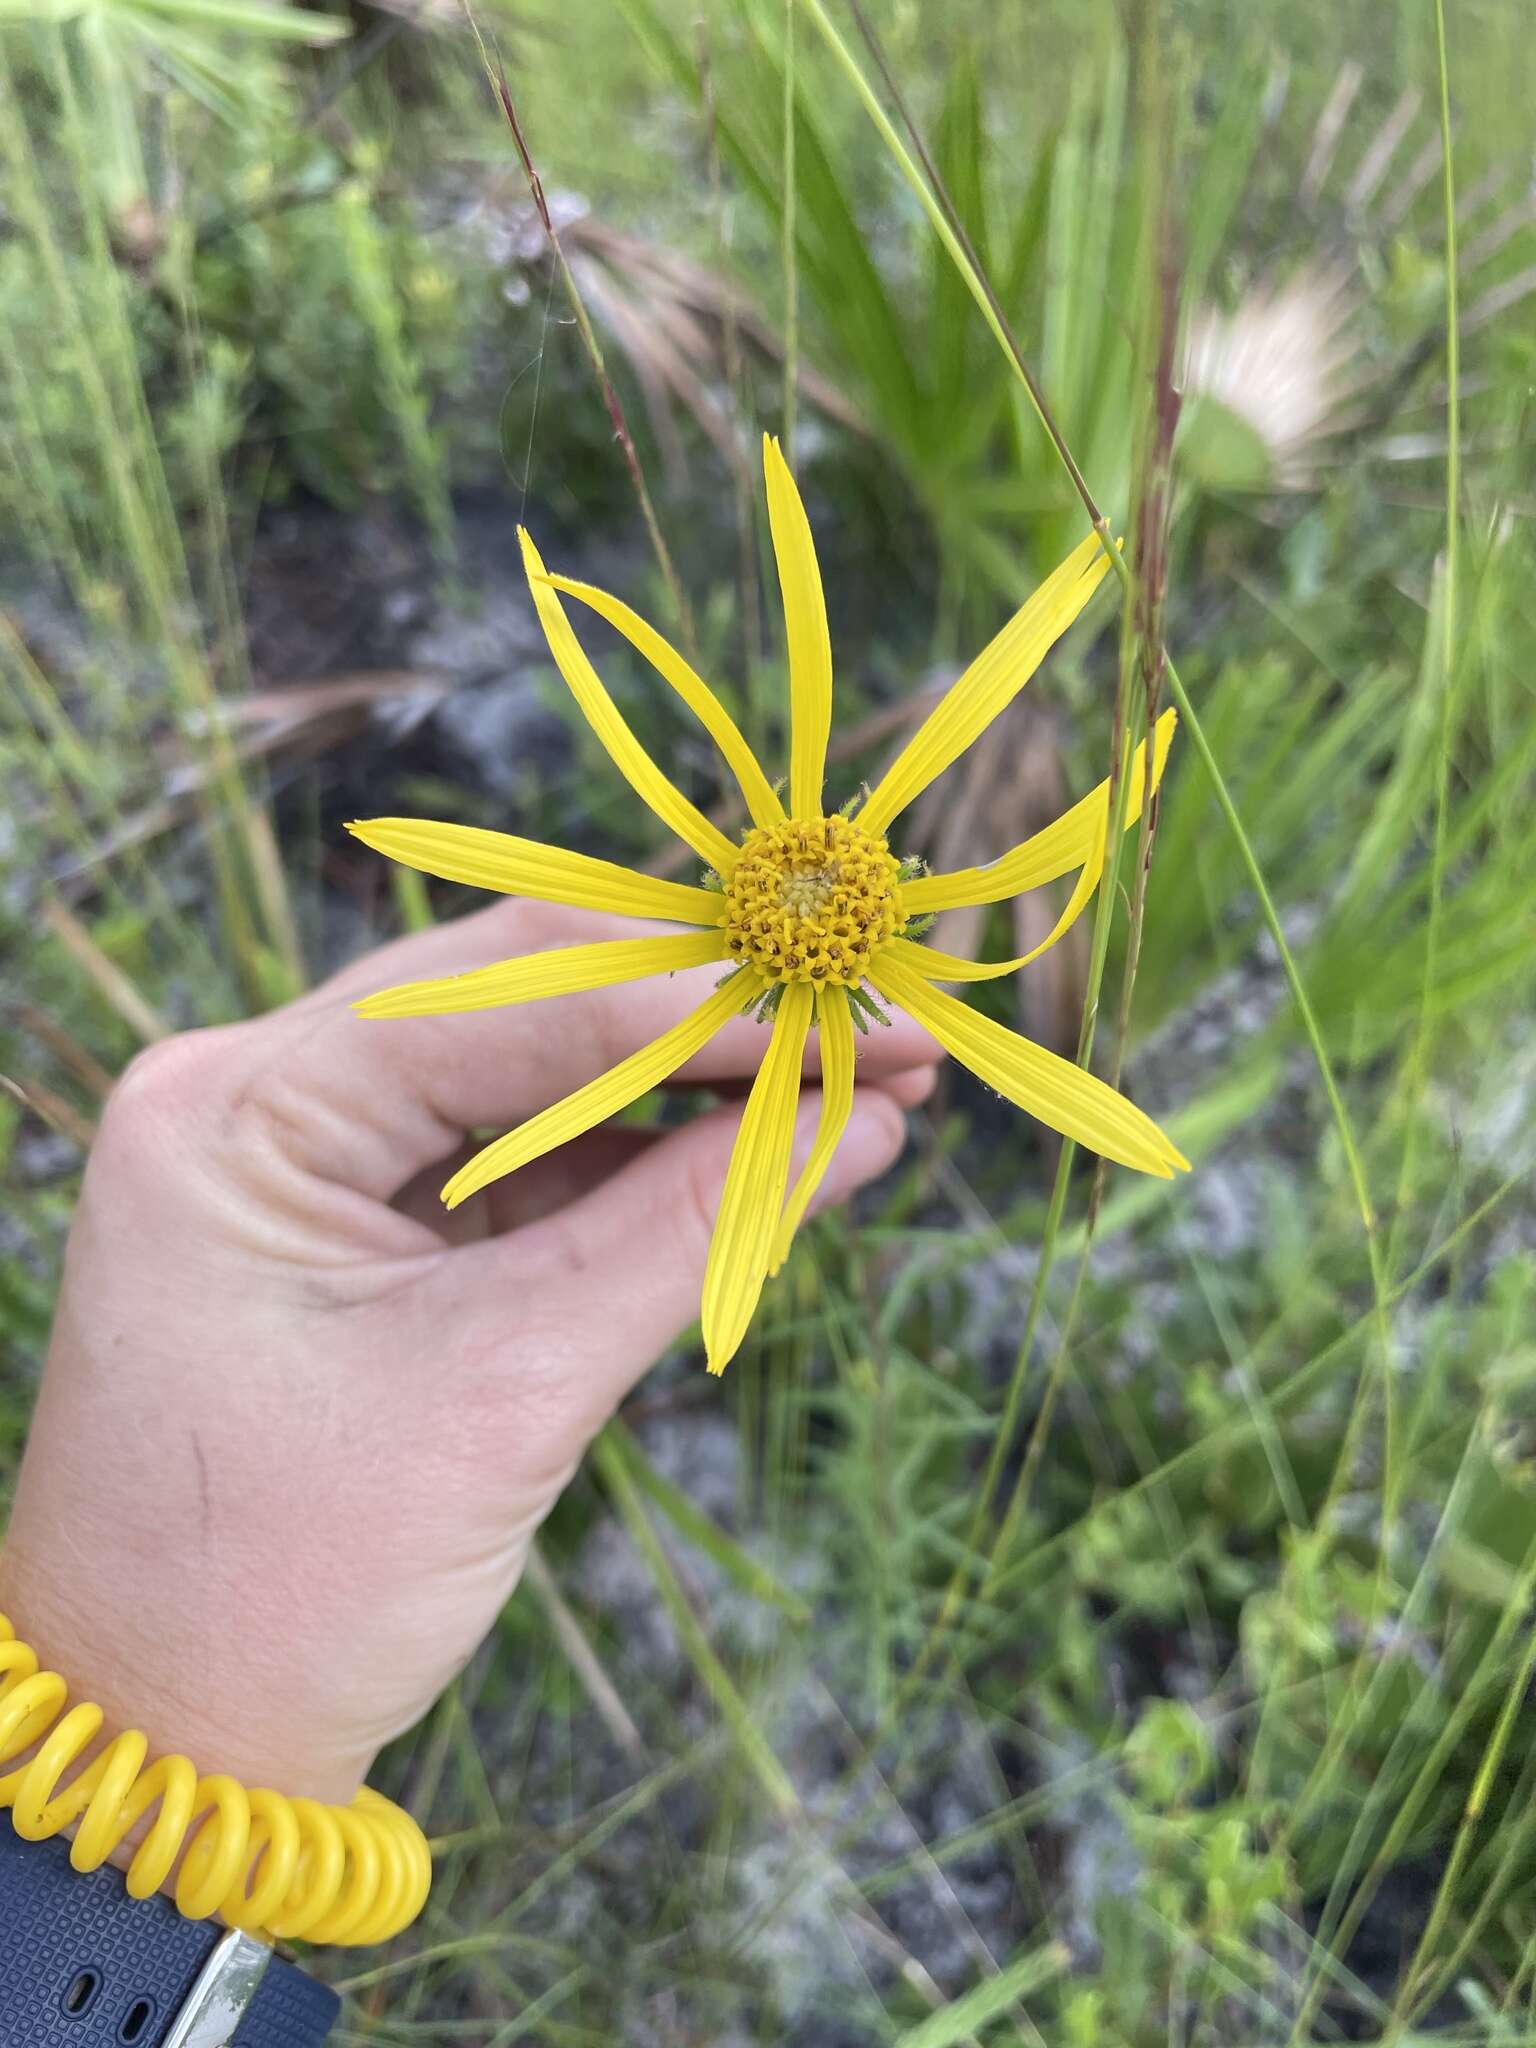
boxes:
[160,1926,274,2048]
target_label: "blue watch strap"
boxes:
[0,1824,339,2046]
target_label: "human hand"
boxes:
[0,899,938,1806]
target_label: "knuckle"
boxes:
[89,1027,257,1201]
[225,1058,312,1162]
[516,1209,591,1285]
[103,1029,231,1135]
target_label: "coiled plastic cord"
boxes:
[0,1611,430,1944]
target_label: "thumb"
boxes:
[441,1088,907,1441]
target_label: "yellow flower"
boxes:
[348,437,1187,1375]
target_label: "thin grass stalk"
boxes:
[1289,1523,1536,2044]
[29,37,181,613]
[40,898,171,1044]
[520,1545,645,1760]
[14,1004,115,1103]
[818,0,1105,525]
[1462,1729,1536,1899]
[461,4,700,665]
[695,18,765,676]
[17,35,291,997]
[337,177,455,566]
[390,865,436,936]
[590,1430,798,1817]
[780,0,799,468]
[160,121,256,704]
[982,836,1130,1585]
[1389,0,1461,1274]
[606,1416,810,1619]
[0,1074,96,1153]
[0,619,104,800]
[1293,1228,1482,1980]
[1286,1437,1485,2013]
[1317,23,1479,1958]
[893,1132,1092,1706]
[0,345,95,609]
[1397,1711,1536,2019]
[1390,1613,1536,2028]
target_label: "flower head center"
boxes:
[722,815,903,987]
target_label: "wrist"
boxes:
[1,1580,431,1947]
[0,1538,371,1809]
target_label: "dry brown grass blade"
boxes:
[829,677,950,764]
[14,1003,115,1102]
[1346,86,1424,213]
[0,1072,97,1153]
[575,260,737,487]
[522,1544,645,1761]
[1463,264,1536,336]
[1300,60,1363,206]
[1377,133,1444,231]
[566,215,867,443]
[41,897,170,1044]
[49,671,451,901]
[1461,192,1536,273]
[230,668,454,732]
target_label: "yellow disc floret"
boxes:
[722,814,903,986]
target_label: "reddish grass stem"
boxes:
[463,5,700,663]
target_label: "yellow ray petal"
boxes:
[519,528,739,872]
[889,821,1106,985]
[769,984,856,1275]
[354,931,726,1019]
[701,980,813,1374]
[442,972,753,1210]
[763,435,832,819]
[536,571,785,832]
[859,533,1115,836]
[871,954,1188,1179]
[345,819,724,926]
[902,708,1178,914]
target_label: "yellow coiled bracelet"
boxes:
[0,1611,430,1945]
